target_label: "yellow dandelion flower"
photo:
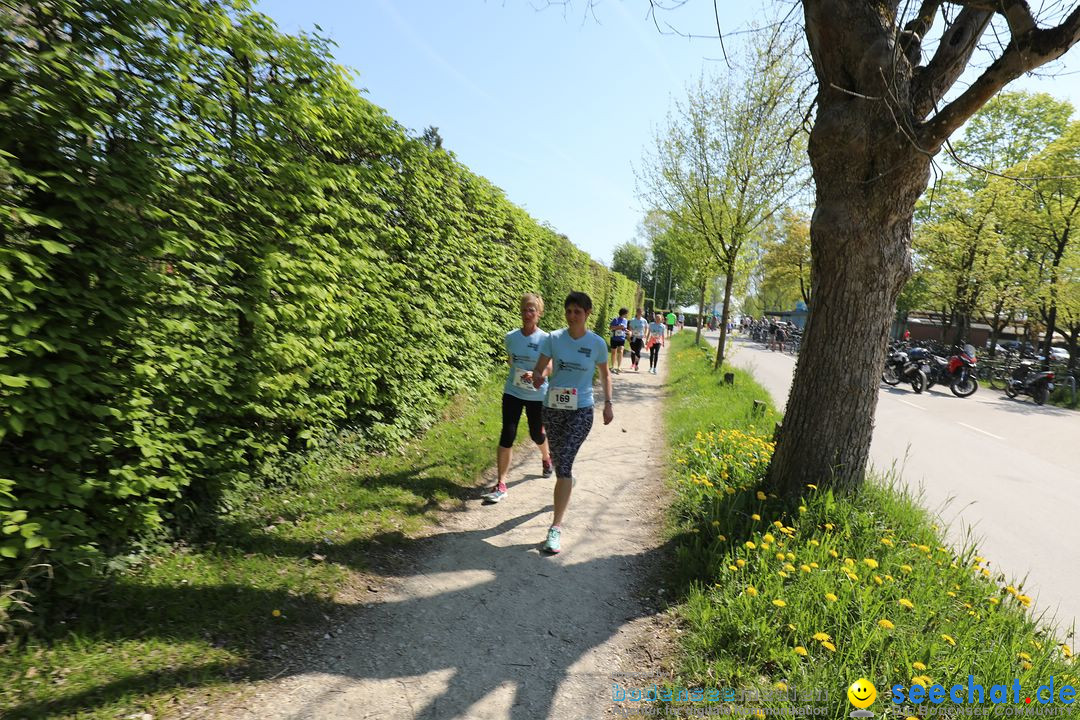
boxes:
[785,552,795,561]
[763,533,776,544]
[822,641,836,652]
[912,675,933,688]
[806,484,818,490]
[794,646,808,656]
[913,661,927,671]
[788,623,797,631]
[878,619,895,629]
[813,632,831,642]
[778,571,789,578]
[783,562,796,572]
[752,513,761,521]
[947,591,956,597]
[824,523,835,531]
[917,545,931,554]
[776,682,788,691]
[728,565,738,571]
[773,599,787,607]
[828,549,839,558]
[881,537,895,547]
[745,585,758,597]
[900,564,913,574]
[736,558,746,568]
[1018,652,1032,661]
[884,574,894,581]
[1022,661,1033,671]
[776,552,786,561]
[899,598,915,610]
[844,558,855,568]
[801,564,812,573]
[988,597,1000,605]
[773,520,784,529]
[873,575,883,585]
[717,535,727,542]
[863,558,879,569]
[1061,644,1073,659]
[272,609,282,617]
[757,491,767,501]
[1018,595,1032,607]
[799,506,807,513]
[825,593,838,602]
[942,634,956,646]
[809,539,820,547]
[810,562,819,569]
[745,541,756,549]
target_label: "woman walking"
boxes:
[531,291,613,553]
[482,293,553,504]
[646,312,667,375]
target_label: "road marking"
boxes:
[957,422,1004,440]
[897,399,924,410]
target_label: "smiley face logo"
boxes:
[848,678,877,709]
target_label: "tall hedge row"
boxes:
[0,0,637,590]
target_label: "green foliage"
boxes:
[0,1,636,603]
[664,332,1076,717]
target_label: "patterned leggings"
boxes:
[542,406,595,479]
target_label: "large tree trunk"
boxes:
[767,3,931,496]
[695,275,706,346]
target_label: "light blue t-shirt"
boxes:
[540,328,608,410]
[648,322,666,337]
[628,317,648,339]
[504,328,548,401]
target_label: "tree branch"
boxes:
[911,7,993,120]
[919,2,1080,149]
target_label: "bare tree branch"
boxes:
[911,8,993,120]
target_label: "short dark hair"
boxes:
[564,291,592,312]
[618,307,629,316]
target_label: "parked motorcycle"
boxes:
[910,344,979,398]
[881,346,929,394]
[1004,361,1055,405]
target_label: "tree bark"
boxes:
[767,1,931,495]
[713,265,735,369]
[696,275,706,346]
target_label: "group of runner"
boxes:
[482,293,676,555]
[606,307,674,374]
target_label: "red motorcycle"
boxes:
[925,344,978,397]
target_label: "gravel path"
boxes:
[206,358,674,720]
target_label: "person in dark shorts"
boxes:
[627,308,648,372]
[608,307,629,374]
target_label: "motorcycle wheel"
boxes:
[1034,385,1049,405]
[882,366,901,386]
[1005,382,1020,399]
[951,376,978,398]
[911,370,927,394]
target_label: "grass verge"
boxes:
[661,333,1077,719]
[0,370,514,719]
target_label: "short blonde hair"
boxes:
[520,293,544,315]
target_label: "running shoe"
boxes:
[482,484,507,503]
[541,526,561,554]
[542,458,553,477]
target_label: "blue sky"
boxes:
[252,1,1080,266]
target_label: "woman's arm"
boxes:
[531,354,551,389]
[599,363,614,425]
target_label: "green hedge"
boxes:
[0,0,636,593]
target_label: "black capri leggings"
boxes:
[499,393,546,448]
[649,342,661,368]
[629,338,644,364]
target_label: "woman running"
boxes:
[608,307,629,373]
[627,308,648,372]
[482,293,553,504]
[531,291,613,553]
[646,312,666,375]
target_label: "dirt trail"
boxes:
[205,356,674,720]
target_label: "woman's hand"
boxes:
[603,402,614,425]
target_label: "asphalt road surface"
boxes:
[703,330,1080,638]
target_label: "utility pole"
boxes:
[665,266,673,310]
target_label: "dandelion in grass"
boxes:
[776,682,788,691]
[881,537,894,547]
[824,523,834,531]
[912,662,927,671]
[736,558,745,568]
[828,549,839,558]
[988,597,1000,605]
[1061,644,1073,659]
[809,539,820,547]
[813,632,831,642]
[825,593,838,602]
[899,598,915,610]
[757,491,767,501]
[900,564,913,574]
[822,641,836,652]
[844,558,855,568]
[912,675,933,688]
[773,599,787,607]
[1019,652,1032,661]
[1018,595,1032,607]
[746,586,758,597]
[799,506,807,513]
[801,564,812,573]
[863,558,879,569]
[878,619,895,630]
[806,484,817,490]
[763,533,775,544]
[942,634,956,646]
[785,552,795,561]
[794,646,808,657]
[745,541,756,549]
[751,513,761,521]
[873,575,883,585]
[1022,661,1033,671]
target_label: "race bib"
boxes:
[548,386,579,410]
[512,370,534,391]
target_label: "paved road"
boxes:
[701,330,1080,637]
